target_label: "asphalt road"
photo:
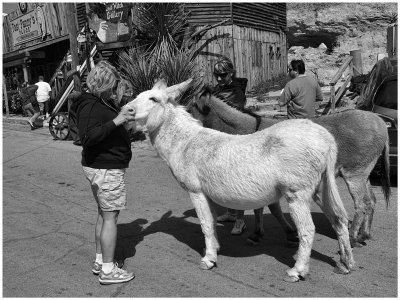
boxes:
[2,122,398,297]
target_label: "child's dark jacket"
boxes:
[71,92,132,169]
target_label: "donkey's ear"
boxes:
[152,79,167,90]
[166,78,193,101]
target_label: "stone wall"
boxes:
[286,3,397,86]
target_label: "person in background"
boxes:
[279,59,323,119]
[209,56,248,235]
[35,75,52,119]
[19,82,40,130]
[72,60,136,285]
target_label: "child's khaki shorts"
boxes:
[82,167,127,212]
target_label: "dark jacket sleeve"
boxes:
[77,101,118,148]
[27,85,38,96]
[214,86,246,110]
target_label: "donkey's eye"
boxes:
[149,97,158,102]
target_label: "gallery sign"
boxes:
[88,3,132,44]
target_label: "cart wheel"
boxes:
[49,113,70,140]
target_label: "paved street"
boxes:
[2,122,398,297]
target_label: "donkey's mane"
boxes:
[213,95,356,120]
[210,95,264,119]
[170,103,203,126]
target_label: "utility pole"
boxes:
[3,75,10,117]
[65,3,79,72]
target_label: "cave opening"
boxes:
[288,32,339,54]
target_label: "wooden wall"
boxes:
[194,25,287,91]
[3,3,80,54]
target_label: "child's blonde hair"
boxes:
[86,60,120,99]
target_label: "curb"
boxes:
[3,116,28,125]
[3,115,49,127]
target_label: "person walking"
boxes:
[35,75,52,119]
[210,56,248,235]
[72,60,136,285]
[279,59,324,118]
[19,82,40,130]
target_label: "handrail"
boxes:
[329,56,353,86]
[328,56,353,113]
[48,25,89,96]
[51,44,97,115]
[49,58,67,87]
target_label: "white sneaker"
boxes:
[231,219,246,235]
[99,263,135,285]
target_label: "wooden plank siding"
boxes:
[76,3,87,31]
[3,3,82,54]
[186,3,287,91]
[194,24,287,91]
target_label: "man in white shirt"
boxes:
[35,76,52,118]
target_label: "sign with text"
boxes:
[88,3,132,44]
[10,9,40,47]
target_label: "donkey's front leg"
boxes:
[189,192,220,270]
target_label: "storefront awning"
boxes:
[3,35,70,68]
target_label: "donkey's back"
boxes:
[187,118,336,209]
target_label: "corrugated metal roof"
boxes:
[232,3,286,33]
[184,3,286,32]
[185,3,231,25]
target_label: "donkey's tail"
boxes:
[379,138,391,207]
[321,145,348,223]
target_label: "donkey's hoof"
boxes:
[246,238,260,246]
[284,275,299,282]
[333,262,350,275]
[350,238,366,248]
[199,260,216,270]
[283,274,306,282]
[246,234,262,246]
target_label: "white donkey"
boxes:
[126,79,355,282]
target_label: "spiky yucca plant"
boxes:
[118,41,203,105]
[157,41,203,105]
[119,3,204,105]
[136,3,190,59]
[118,47,160,98]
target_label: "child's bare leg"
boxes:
[100,210,119,264]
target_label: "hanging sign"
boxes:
[88,3,132,44]
[10,10,40,46]
[9,5,48,47]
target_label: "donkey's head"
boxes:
[126,78,193,123]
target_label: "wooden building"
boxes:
[2,3,86,98]
[3,3,287,114]
[185,3,287,91]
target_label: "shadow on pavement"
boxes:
[116,209,338,270]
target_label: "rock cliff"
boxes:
[286,3,397,85]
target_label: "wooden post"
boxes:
[3,75,10,117]
[330,84,335,114]
[65,3,79,72]
[387,25,397,59]
[350,49,363,76]
[377,53,387,61]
